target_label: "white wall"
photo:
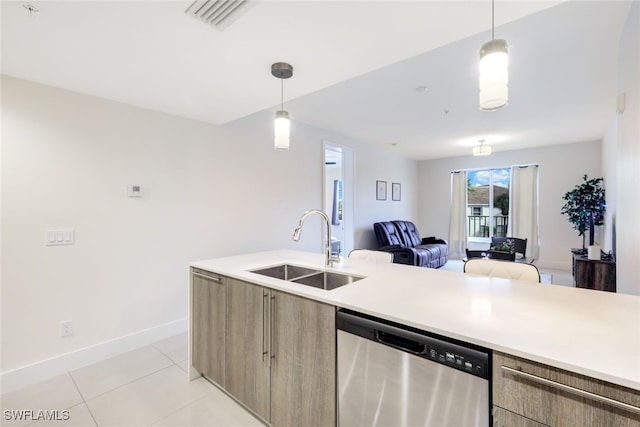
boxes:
[0,76,419,389]
[611,1,640,295]
[351,147,418,249]
[324,163,342,241]
[417,141,602,270]
[602,120,617,255]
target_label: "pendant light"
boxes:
[479,0,508,110]
[271,62,293,150]
[473,139,492,156]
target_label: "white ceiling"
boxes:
[1,1,633,160]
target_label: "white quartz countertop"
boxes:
[191,250,640,391]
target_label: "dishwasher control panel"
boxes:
[428,346,488,378]
[337,309,490,380]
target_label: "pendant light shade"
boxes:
[479,0,508,110]
[271,62,293,150]
[274,110,290,150]
[479,39,508,110]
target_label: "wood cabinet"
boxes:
[493,406,549,427]
[270,289,336,427]
[191,270,336,426]
[191,268,225,386]
[493,352,640,427]
[572,253,616,292]
[225,278,270,420]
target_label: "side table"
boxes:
[571,251,616,292]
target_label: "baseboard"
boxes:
[0,317,188,395]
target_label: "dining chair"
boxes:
[463,258,541,283]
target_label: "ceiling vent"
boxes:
[185,0,258,31]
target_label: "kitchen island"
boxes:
[189,249,640,426]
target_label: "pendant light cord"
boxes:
[491,0,495,40]
[280,78,284,111]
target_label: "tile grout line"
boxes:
[68,371,100,427]
[146,339,211,426]
[68,345,175,403]
[2,341,188,427]
[80,362,177,403]
[73,342,186,426]
[150,340,188,363]
[151,343,187,374]
[150,342,190,374]
[145,391,209,427]
[145,375,228,427]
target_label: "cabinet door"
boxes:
[270,290,336,427]
[225,278,270,421]
[191,269,225,386]
[493,352,640,427]
[573,257,616,292]
[493,406,549,427]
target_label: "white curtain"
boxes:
[510,165,540,261]
[449,170,468,259]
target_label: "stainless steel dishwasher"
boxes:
[337,309,490,427]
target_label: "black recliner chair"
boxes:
[373,220,448,268]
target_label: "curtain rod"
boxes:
[451,163,539,174]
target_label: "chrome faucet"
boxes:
[293,209,340,267]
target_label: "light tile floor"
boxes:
[1,333,264,427]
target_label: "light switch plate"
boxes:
[46,229,74,246]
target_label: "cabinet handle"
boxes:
[262,291,269,360]
[192,272,222,283]
[501,365,640,415]
[270,294,276,361]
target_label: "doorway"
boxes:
[323,142,354,257]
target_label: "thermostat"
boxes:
[127,184,144,198]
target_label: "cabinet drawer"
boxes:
[492,406,549,427]
[493,352,640,427]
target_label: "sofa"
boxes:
[373,220,448,268]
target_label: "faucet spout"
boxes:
[292,209,340,267]
[292,226,302,241]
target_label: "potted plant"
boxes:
[560,175,606,251]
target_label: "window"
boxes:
[467,168,511,239]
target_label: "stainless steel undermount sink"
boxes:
[249,263,365,290]
[249,264,320,281]
[291,271,364,290]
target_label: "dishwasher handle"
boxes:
[337,310,431,356]
[376,330,427,355]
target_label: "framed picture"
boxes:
[376,180,387,200]
[392,182,401,201]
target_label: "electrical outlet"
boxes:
[60,320,73,337]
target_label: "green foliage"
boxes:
[494,193,509,215]
[490,240,514,253]
[560,175,605,237]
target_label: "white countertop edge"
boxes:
[190,249,640,391]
